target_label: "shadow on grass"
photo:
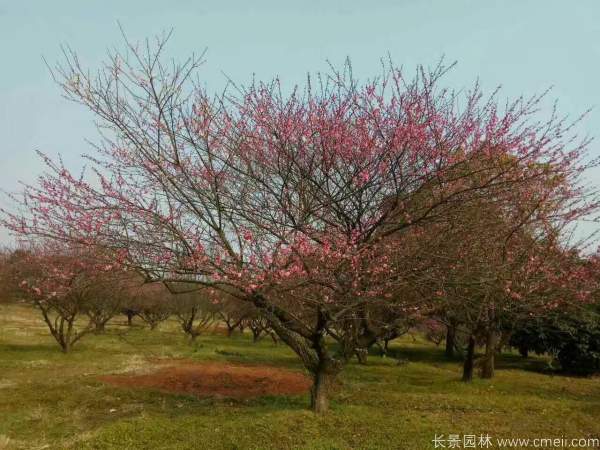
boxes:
[383,343,557,373]
[494,352,554,374]
[0,342,58,354]
[383,345,461,365]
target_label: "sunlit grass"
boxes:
[0,303,598,449]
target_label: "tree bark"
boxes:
[250,295,341,414]
[462,335,476,382]
[480,329,497,379]
[445,324,456,358]
[355,348,368,364]
[310,366,336,414]
[60,339,71,353]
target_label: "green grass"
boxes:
[0,303,599,449]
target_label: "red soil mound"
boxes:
[99,361,311,399]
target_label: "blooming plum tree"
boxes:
[2,35,598,410]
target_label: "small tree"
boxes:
[216,296,253,337]
[131,284,172,331]
[81,274,128,333]
[171,289,217,340]
[243,313,278,343]
[121,308,138,326]
[7,245,124,352]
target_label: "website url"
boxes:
[498,437,600,448]
[432,434,600,448]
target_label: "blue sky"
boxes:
[1,0,600,244]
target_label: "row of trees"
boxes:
[2,34,599,412]
[0,247,276,351]
[4,243,598,379]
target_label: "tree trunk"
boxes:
[249,295,341,414]
[310,367,334,414]
[60,339,71,353]
[94,322,105,334]
[355,348,368,364]
[480,329,497,379]
[462,335,476,382]
[445,324,456,358]
[382,339,390,357]
[518,344,529,358]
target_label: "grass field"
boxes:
[0,303,599,450]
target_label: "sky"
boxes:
[1,0,600,244]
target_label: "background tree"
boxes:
[510,299,600,375]
[216,296,254,337]
[130,283,172,331]
[6,244,126,352]
[81,273,130,333]
[171,287,218,341]
[243,310,279,343]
